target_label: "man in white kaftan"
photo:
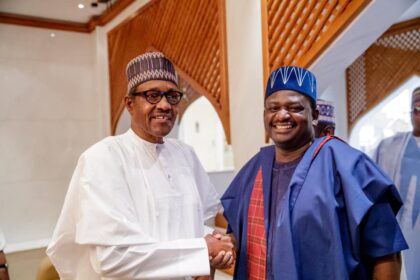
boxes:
[47,52,234,280]
[373,86,420,280]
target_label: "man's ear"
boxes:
[325,126,335,136]
[312,108,319,123]
[124,96,134,115]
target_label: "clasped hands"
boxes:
[204,230,236,269]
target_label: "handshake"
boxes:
[204,230,236,269]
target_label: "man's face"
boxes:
[411,98,420,136]
[315,123,335,138]
[264,90,317,151]
[125,80,179,143]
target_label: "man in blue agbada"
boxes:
[221,66,408,280]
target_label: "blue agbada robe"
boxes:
[221,137,407,280]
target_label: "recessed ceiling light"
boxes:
[78,3,85,9]
[50,33,56,38]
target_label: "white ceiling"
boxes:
[0,0,418,25]
[0,0,111,23]
[399,0,420,22]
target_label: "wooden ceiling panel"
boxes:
[261,0,371,81]
[108,0,230,142]
[346,18,420,131]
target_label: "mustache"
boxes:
[151,109,175,119]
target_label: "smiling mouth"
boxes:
[273,123,294,129]
[153,115,172,120]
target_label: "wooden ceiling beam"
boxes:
[0,12,90,32]
[382,17,420,37]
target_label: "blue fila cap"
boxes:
[265,66,317,105]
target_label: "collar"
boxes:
[126,129,164,155]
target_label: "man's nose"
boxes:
[275,108,290,119]
[156,95,172,110]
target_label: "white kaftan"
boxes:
[47,129,221,280]
[373,132,420,280]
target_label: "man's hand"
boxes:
[210,249,235,269]
[204,234,234,258]
[207,231,236,269]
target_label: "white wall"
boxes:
[225,0,266,171]
[208,170,235,197]
[318,72,348,140]
[0,25,101,253]
[179,97,234,172]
